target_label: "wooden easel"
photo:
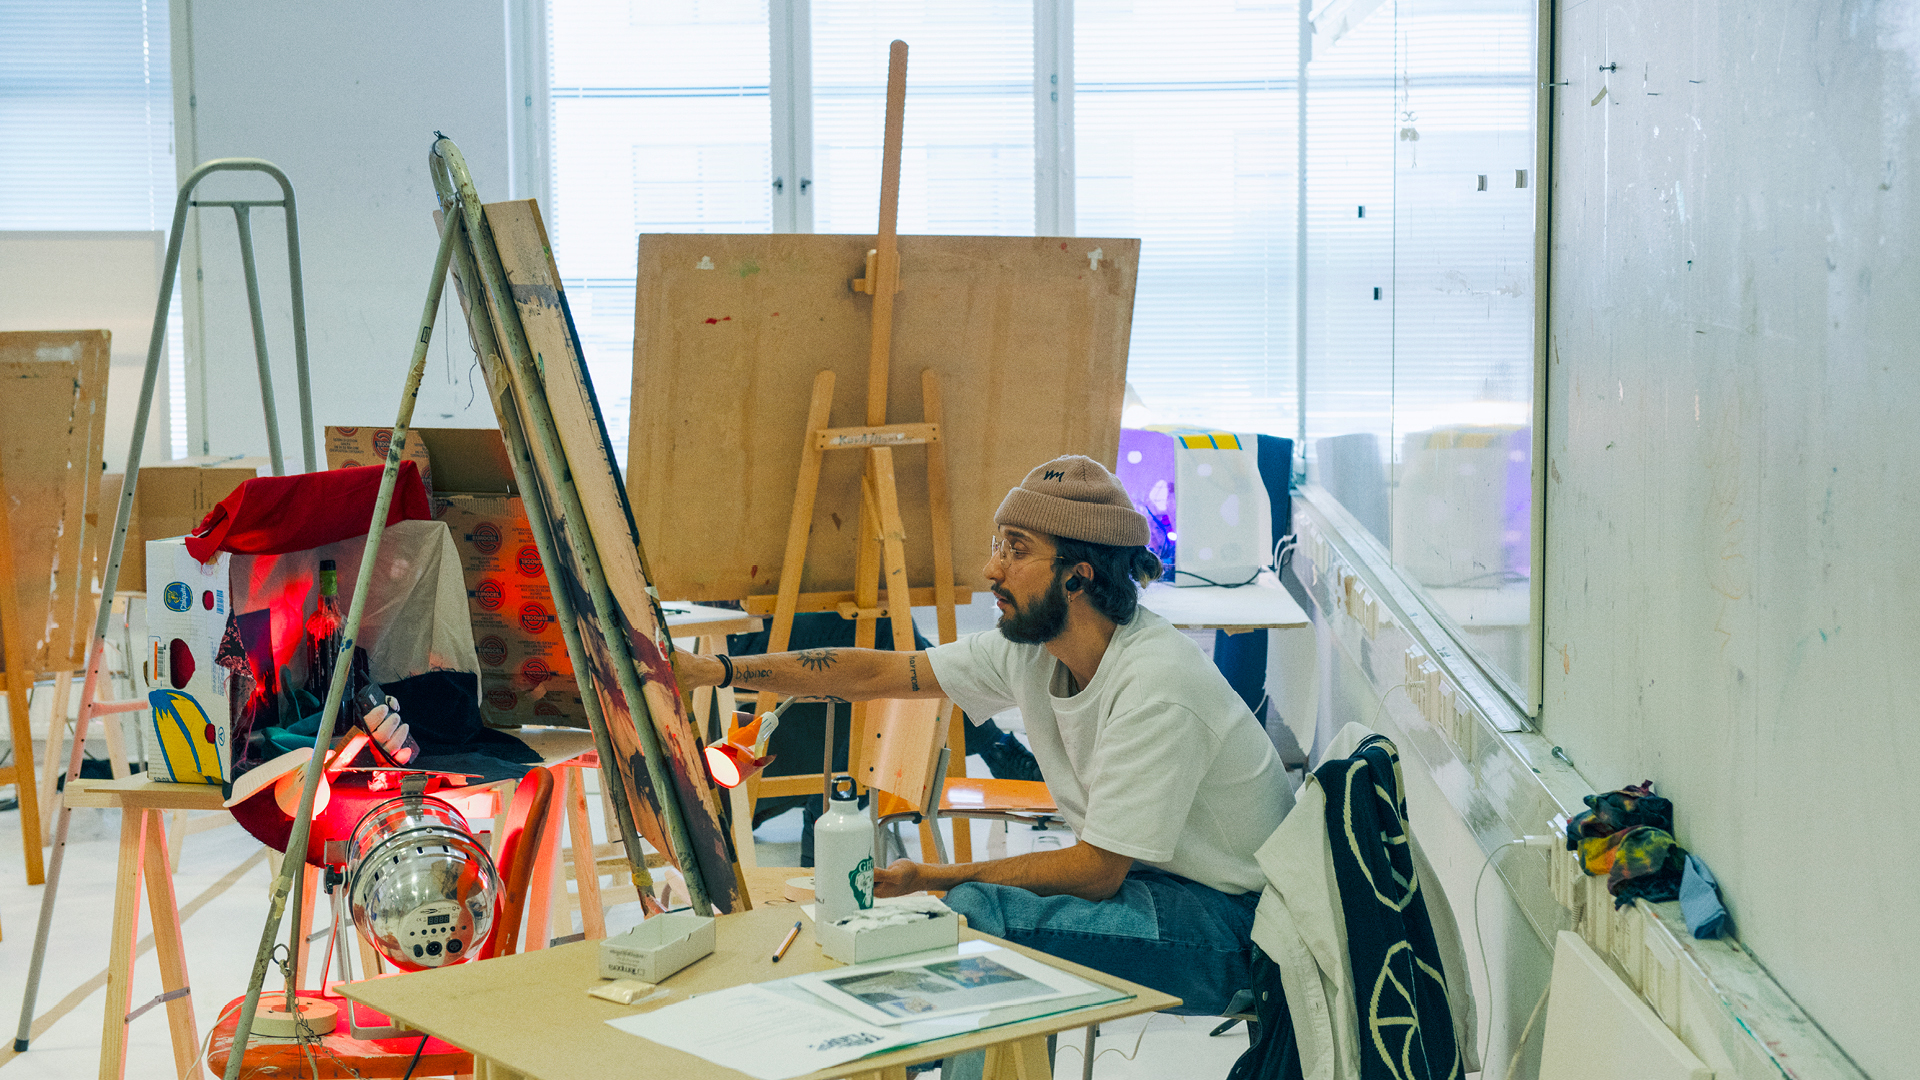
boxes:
[753,41,973,861]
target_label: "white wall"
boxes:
[1544,1,1920,1075]
[170,1,542,465]
[0,231,169,471]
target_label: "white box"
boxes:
[815,897,961,964]
[144,539,236,784]
[598,914,716,983]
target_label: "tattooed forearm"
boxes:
[691,646,924,700]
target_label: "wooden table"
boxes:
[1138,579,1309,634]
[63,734,603,1080]
[339,903,1179,1080]
[62,777,226,1080]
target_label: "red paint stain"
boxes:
[771,312,780,317]
[749,564,759,578]
[723,316,731,321]
[705,318,719,324]
[1059,242,1068,251]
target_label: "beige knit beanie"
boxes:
[994,455,1149,547]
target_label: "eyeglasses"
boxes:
[987,535,1065,567]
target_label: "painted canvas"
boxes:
[460,199,742,912]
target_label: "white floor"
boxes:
[0,756,1247,1080]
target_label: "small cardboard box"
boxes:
[143,539,236,784]
[111,456,269,588]
[598,913,716,983]
[815,897,960,964]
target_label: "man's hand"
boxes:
[874,858,933,898]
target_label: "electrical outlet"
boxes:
[1452,698,1475,756]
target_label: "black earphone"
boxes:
[1065,575,1084,592]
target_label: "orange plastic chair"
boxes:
[208,766,558,1078]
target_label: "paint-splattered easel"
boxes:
[754,40,972,861]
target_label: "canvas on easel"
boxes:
[627,232,1138,607]
[0,329,111,885]
[445,195,744,913]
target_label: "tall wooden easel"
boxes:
[755,41,972,858]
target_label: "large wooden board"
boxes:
[479,200,742,912]
[628,234,1138,602]
[0,330,111,678]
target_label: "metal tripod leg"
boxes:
[14,157,315,1055]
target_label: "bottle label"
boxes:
[850,855,874,910]
[319,569,338,596]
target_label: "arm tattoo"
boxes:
[796,649,839,672]
[907,655,920,692]
[798,695,850,704]
[734,666,773,684]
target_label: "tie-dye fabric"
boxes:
[1567,784,1688,909]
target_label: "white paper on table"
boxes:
[790,944,1096,1027]
[606,983,911,1080]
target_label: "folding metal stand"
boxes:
[13,158,315,1054]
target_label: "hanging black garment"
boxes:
[1226,950,1305,1080]
[1321,735,1461,1080]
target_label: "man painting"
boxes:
[677,455,1293,1015]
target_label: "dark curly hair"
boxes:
[1051,536,1165,624]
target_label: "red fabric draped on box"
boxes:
[185,461,432,562]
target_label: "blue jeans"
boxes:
[944,865,1258,1017]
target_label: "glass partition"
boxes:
[1304,0,1542,705]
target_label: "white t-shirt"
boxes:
[928,607,1294,895]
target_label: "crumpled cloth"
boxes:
[1680,854,1732,938]
[1566,780,1673,840]
[1576,824,1687,908]
[1568,782,1688,909]
[186,461,431,561]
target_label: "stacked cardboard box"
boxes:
[107,456,271,589]
[324,427,589,729]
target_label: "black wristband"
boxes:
[715,653,734,689]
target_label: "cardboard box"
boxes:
[598,914,715,982]
[325,426,587,728]
[111,456,269,589]
[480,671,588,727]
[143,539,236,784]
[815,897,960,964]
[323,426,433,492]
[323,426,517,500]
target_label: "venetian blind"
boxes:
[1075,0,1300,438]
[548,0,773,454]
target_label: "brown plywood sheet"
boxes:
[628,234,1137,602]
[0,330,110,677]
[477,200,742,913]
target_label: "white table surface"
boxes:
[658,602,762,638]
[1138,576,1309,632]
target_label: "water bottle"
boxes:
[814,775,875,925]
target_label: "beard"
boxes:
[996,571,1071,645]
